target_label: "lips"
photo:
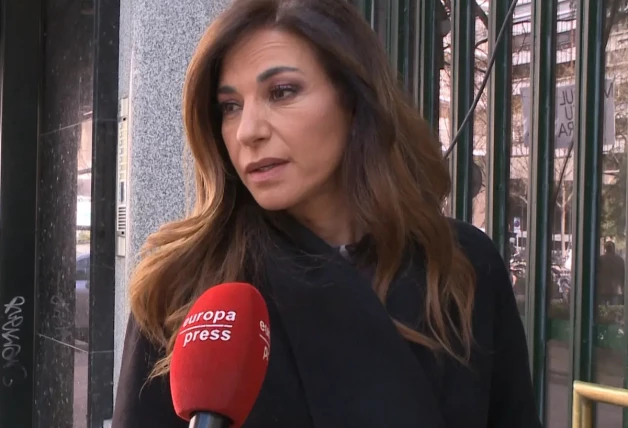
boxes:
[254,164,279,172]
[245,158,288,174]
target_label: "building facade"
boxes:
[0,0,625,427]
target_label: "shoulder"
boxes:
[448,219,506,270]
[447,218,511,301]
[112,315,187,427]
[447,219,521,348]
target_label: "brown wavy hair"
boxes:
[129,0,476,379]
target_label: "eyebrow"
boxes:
[257,66,300,82]
[217,66,301,95]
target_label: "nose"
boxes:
[236,101,271,147]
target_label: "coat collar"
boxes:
[260,214,444,428]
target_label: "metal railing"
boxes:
[573,381,628,428]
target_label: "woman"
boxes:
[112,0,541,427]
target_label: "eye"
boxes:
[219,101,241,115]
[270,84,299,101]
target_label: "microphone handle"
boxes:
[189,412,231,428]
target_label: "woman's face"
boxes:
[218,28,351,214]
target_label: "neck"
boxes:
[299,212,356,247]
[288,193,359,247]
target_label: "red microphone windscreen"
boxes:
[170,282,271,427]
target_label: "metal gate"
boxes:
[352,1,628,427]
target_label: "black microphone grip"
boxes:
[189,412,231,428]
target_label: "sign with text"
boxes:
[521,80,615,149]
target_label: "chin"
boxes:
[250,192,297,212]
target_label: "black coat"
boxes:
[112,218,542,428]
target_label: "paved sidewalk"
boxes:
[547,340,624,427]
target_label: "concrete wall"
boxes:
[110,0,232,422]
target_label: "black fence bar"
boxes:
[371,0,399,68]
[417,0,441,130]
[485,0,513,258]
[372,1,389,54]
[570,1,605,425]
[354,0,374,27]
[398,0,412,88]
[525,0,558,423]
[87,0,120,425]
[450,0,475,222]
[387,1,399,72]
[0,0,41,426]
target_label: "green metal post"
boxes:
[397,0,411,86]
[354,0,374,27]
[450,0,475,222]
[570,0,605,426]
[388,1,400,68]
[417,0,440,130]
[486,0,513,259]
[373,0,398,65]
[525,0,557,423]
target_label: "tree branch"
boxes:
[475,37,489,50]
[441,0,488,29]
[474,2,489,29]
[605,0,622,49]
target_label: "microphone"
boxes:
[170,282,271,428]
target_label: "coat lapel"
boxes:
[262,216,444,428]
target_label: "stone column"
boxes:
[112,0,232,409]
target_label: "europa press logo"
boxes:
[179,310,235,347]
[179,308,271,362]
